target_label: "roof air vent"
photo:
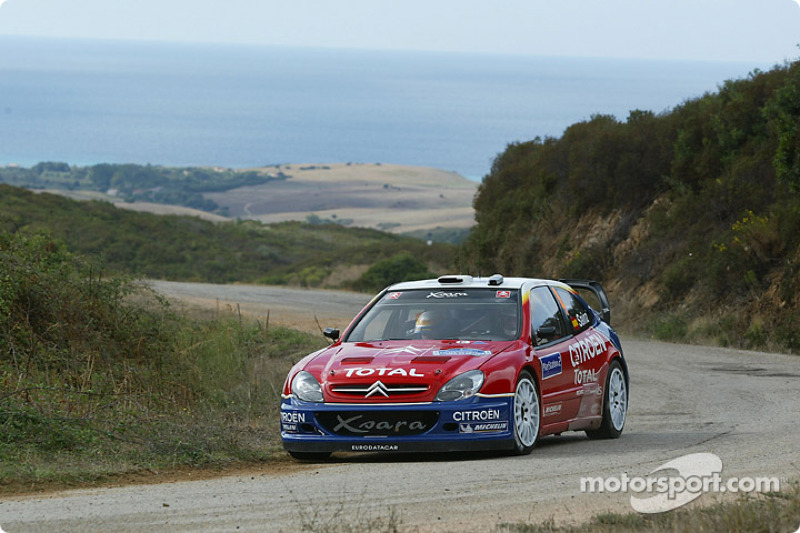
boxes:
[437,275,473,284]
[487,274,504,286]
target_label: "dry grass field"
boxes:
[205,162,478,234]
[43,163,478,235]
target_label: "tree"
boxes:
[766,63,800,193]
[352,252,433,292]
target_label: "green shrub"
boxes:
[562,245,606,280]
[660,255,697,300]
[0,232,183,448]
[649,313,689,342]
[350,252,434,293]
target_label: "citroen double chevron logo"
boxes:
[365,380,390,398]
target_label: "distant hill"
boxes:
[459,60,800,353]
[2,162,477,243]
[0,162,279,213]
[0,184,455,289]
[206,163,477,237]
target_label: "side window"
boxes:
[529,287,566,346]
[554,287,593,335]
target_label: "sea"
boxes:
[0,36,776,181]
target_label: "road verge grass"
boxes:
[0,232,326,493]
[497,481,800,533]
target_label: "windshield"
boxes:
[345,288,521,342]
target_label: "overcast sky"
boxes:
[0,0,798,63]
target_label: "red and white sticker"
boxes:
[496,290,511,299]
[388,292,402,299]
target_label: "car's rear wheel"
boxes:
[511,370,540,455]
[586,359,627,439]
[288,451,332,461]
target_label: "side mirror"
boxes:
[323,327,340,342]
[536,325,557,343]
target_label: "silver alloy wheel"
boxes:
[514,376,540,447]
[608,366,627,431]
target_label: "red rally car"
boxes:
[280,274,629,460]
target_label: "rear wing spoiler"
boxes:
[559,279,612,325]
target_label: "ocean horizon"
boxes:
[0,36,775,181]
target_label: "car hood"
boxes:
[302,340,515,403]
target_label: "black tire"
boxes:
[511,370,540,455]
[586,359,628,440]
[288,450,332,461]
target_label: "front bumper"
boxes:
[280,395,515,454]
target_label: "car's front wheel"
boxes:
[586,359,627,439]
[511,370,540,455]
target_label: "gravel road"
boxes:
[142,280,373,334]
[2,282,798,532]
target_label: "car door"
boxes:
[552,286,610,423]
[529,286,580,423]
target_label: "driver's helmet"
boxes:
[414,310,447,339]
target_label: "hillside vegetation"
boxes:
[0,182,454,486]
[0,232,328,487]
[0,162,284,214]
[460,60,800,352]
[2,162,478,242]
[0,185,452,291]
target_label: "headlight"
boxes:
[435,370,484,402]
[291,371,324,402]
